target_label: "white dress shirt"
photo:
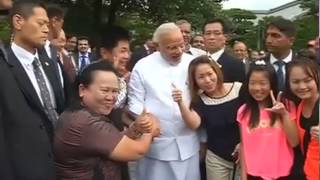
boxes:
[44,40,52,58]
[11,42,56,108]
[78,52,91,70]
[128,52,199,161]
[270,50,293,77]
[207,47,225,62]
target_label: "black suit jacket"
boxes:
[0,47,65,180]
[41,45,73,109]
[0,41,15,180]
[217,52,246,83]
[38,47,66,114]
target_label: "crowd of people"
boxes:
[0,1,319,180]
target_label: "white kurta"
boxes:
[128,52,200,180]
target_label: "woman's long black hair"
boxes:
[240,62,279,128]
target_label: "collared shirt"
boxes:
[128,52,199,161]
[11,42,56,108]
[78,52,90,70]
[207,47,225,62]
[189,46,206,57]
[114,77,127,108]
[44,40,52,58]
[270,50,293,76]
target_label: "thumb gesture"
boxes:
[171,83,183,104]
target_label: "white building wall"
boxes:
[251,3,307,24]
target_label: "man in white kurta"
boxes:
[128,23,200,180]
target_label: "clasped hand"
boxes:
[134,109,160,137]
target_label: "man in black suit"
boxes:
[203,18,245,82]
[0,2,65,179]
[45,4,66,85]
[265,18,296,91]
[45,4,73,101]
[233,41,251,74]
[0,1,14,180]
[74,36,96,72]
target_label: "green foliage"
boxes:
[298,0,318,16]
[224,8,257,23]
[1,0,316,51]
[222,9,258,50]
[294,16,317,50]
[124,0,224,47]
[0,20,10,42]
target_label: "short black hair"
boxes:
[100,25,131,50]
[9,1,46,25]
[68,60,118,111]
[46,4,64,19]
[266,17,296,37]
[191,34,203,44]
[202,18,230,34]
[77,36,89,42]
[66,34,77,40]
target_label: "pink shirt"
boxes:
[237,104,296,180]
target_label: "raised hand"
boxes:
[266,91,289,117]
[171,83,183,104]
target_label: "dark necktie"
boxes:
[275,60,285,91]
[80,55,86,71]
[32,57,58,127]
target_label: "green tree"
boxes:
[1,0,226,47]
[41,0,226,47]
[0,20,10,42]
[121,0,225,47]
[223,8,257,48]
[298,0,318,16]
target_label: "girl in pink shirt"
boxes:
[237,61,299,180]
